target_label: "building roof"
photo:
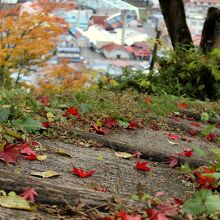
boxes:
[90,15,108,27]
[102,43,128,52]
[69,27,85,38]
[194,0,220,3]
[75,0,140,18]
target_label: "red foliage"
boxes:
[24,154,37,160]
[177,103,189,109]
[20,147,36,156]
[188,128,196,136]
[20,188,38,202]
[42,121,52,128]
[178,147,193,157]
[167,133,181,141]
[133,150,142,158]
[150,122,160,130]
[190,122,201,127]
[167,156,178,168]
[40,95,49,106]
[72,167,95,178]
[63,107,79,118]
[135,161,151,172]
[102,118,118,128]
[127,122,138,130]
[205,133,217,141]
[92,124,109,135]
[0,144,20,165]
[114,211,142,220]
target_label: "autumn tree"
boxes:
[0,0,72,87]
[36,60,92,94]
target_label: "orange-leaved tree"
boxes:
[0,0,73,87]
[36,59,92,94]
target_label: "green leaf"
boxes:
[12,118,42,133]
[0,108,10,123]
[201,112,209,122]
[80,103,90,113]
[183,190,220,215]
[118,120,129,128]
[192,146,207,157]
[201,125,216,136]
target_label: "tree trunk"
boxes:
[158,0,192,49]
[200,7,220,53]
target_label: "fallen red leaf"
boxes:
[63,107,79,118]
[42,121,52,128]
[167,133,180,141]
[146,209,169,220]
[0,144,20,165]
[203,164,216,173]
[92,124,109,135]
[178,147,193,157]
[150,122,160,130]
[188,128,196,136]
[205,133,216,141]
[21,147,36,156]
[177,102,189,109]
[40,95,49,106]
[135,161,151,172]
[133,150,142,158]
[167,156,178,168]
[145,96,152,105]
[190,122,201,127]
[24,154,37,160]
[115,211,142,220]
[194,171,218,190]
[20,188,38,202]
[127,122,138,130]
[173,197,184,206]
[72,167,95,178]
[102,118,118,128]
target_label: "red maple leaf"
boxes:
[190,122,201,127]
[40,95,49,106]
[63,107,79,118]
[0,144,20,165]
[20,188,38,202]
[133,150,142,158]
[178,147,193,157]
[72,167,95,178]
[194,171,218,190]
[127,122,138,130]
[115,211,142,220]
[92,124,109,135]
[177,102,189,109]
[203,164,216,173]
[205,133,216,141]
[146,209,169,220]
[146,203,177,220]
[150,122,160,130]
[24,154,37,160]
[135,161,151,172]
[167,133,180,141]
[102,118,118,128]
[188,128,196,136]
[167,156,178,168]
[173,197,184,206]
[42,121,52,128]
[20,147,36,156]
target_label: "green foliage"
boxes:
[153,46,220,100]
[183,190,220,216]
[0,88,41,121]
[98,47,220,100]
[12,118,42,133]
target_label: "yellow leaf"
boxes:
[30,170,60,178]
[0,191,31,210]
[96,156,104,161]
[114,151,133,159]
[36,155,47,161]
[56,149,72,158]
[0,142,6,151]
[46,112,55,122]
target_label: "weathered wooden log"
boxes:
[0,169,112,208]
[60,127,207,168]
[200,7,220,53]
[158,0,192,48]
